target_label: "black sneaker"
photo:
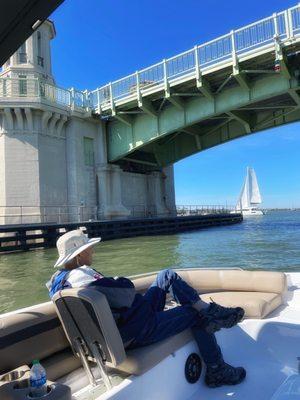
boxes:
[202,302,245,333]
[205,361,246,388]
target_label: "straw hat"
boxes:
[54,229,101,268]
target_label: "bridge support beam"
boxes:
[111,110,132,127]
[196,78,214,101]
[138,98,157,117]
[288,90,300,105]
[232,62,250,92]
[164,89,185,110]
[107,65,300,165]
[227,111,252,133]
[182,127,202,150]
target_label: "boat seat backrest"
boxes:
[133,270,287,295]
[53,288,126,367]
[0,303,68,375]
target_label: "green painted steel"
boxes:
[100,5,300,167]
[107,73,300,166]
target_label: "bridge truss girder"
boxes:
[106,50,300,170]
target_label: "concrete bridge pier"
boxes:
[96,164,130,220]
[147,171,170,217]
[0,19,176,225]
[162,166,177,216]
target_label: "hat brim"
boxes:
[54,237,101,268]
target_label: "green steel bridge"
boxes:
[1,4,300,171]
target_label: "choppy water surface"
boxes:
[1,210,300,314]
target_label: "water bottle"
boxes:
[29,360,47,398]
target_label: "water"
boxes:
[1,210,300,314]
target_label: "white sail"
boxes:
[236,167,262,211]
[236,169,250,210]
[248,167,262,205]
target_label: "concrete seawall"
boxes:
[0,213,242,253]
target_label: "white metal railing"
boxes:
[0,77,89,110]
[0,204,236,225]
[0,5,299,113]
[176,205,237,216]
[0,204,173,225]
[89,4,300,111]
[0,205,99,225]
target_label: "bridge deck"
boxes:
[0,5,299,115]
[1,5,300,168]
[89,5,300,114]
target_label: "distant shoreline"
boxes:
[264,208,300,211]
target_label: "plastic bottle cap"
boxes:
[32,360,39,365]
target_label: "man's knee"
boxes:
[156,268,178,290]
[157,268,177,280]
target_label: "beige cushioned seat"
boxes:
[200,291,282,319]
[0,303,69,375]
[117,329,193,375]
[0,269,287,379]
[42,349,81,381]
[134,270,286,295]
[53,288,193,376]
[134,269,287,319]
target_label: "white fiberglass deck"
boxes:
[63,272,300,400]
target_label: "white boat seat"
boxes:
[200,291,283,319]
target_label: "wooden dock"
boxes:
[0,213,242,253]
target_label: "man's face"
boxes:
[78,247,94,266]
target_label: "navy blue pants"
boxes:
[125,269,223,365]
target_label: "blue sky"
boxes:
[51,0,300,208]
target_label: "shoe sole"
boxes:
[205,308,245,334]
[205,368,246,388]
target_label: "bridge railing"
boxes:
[0,6,299,113]
[90,4,300,111]
[0,77,89,110]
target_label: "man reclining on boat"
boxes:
[47,230,246,388]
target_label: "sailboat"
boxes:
[236,167,264,216]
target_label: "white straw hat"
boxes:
[54,229,101,268]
